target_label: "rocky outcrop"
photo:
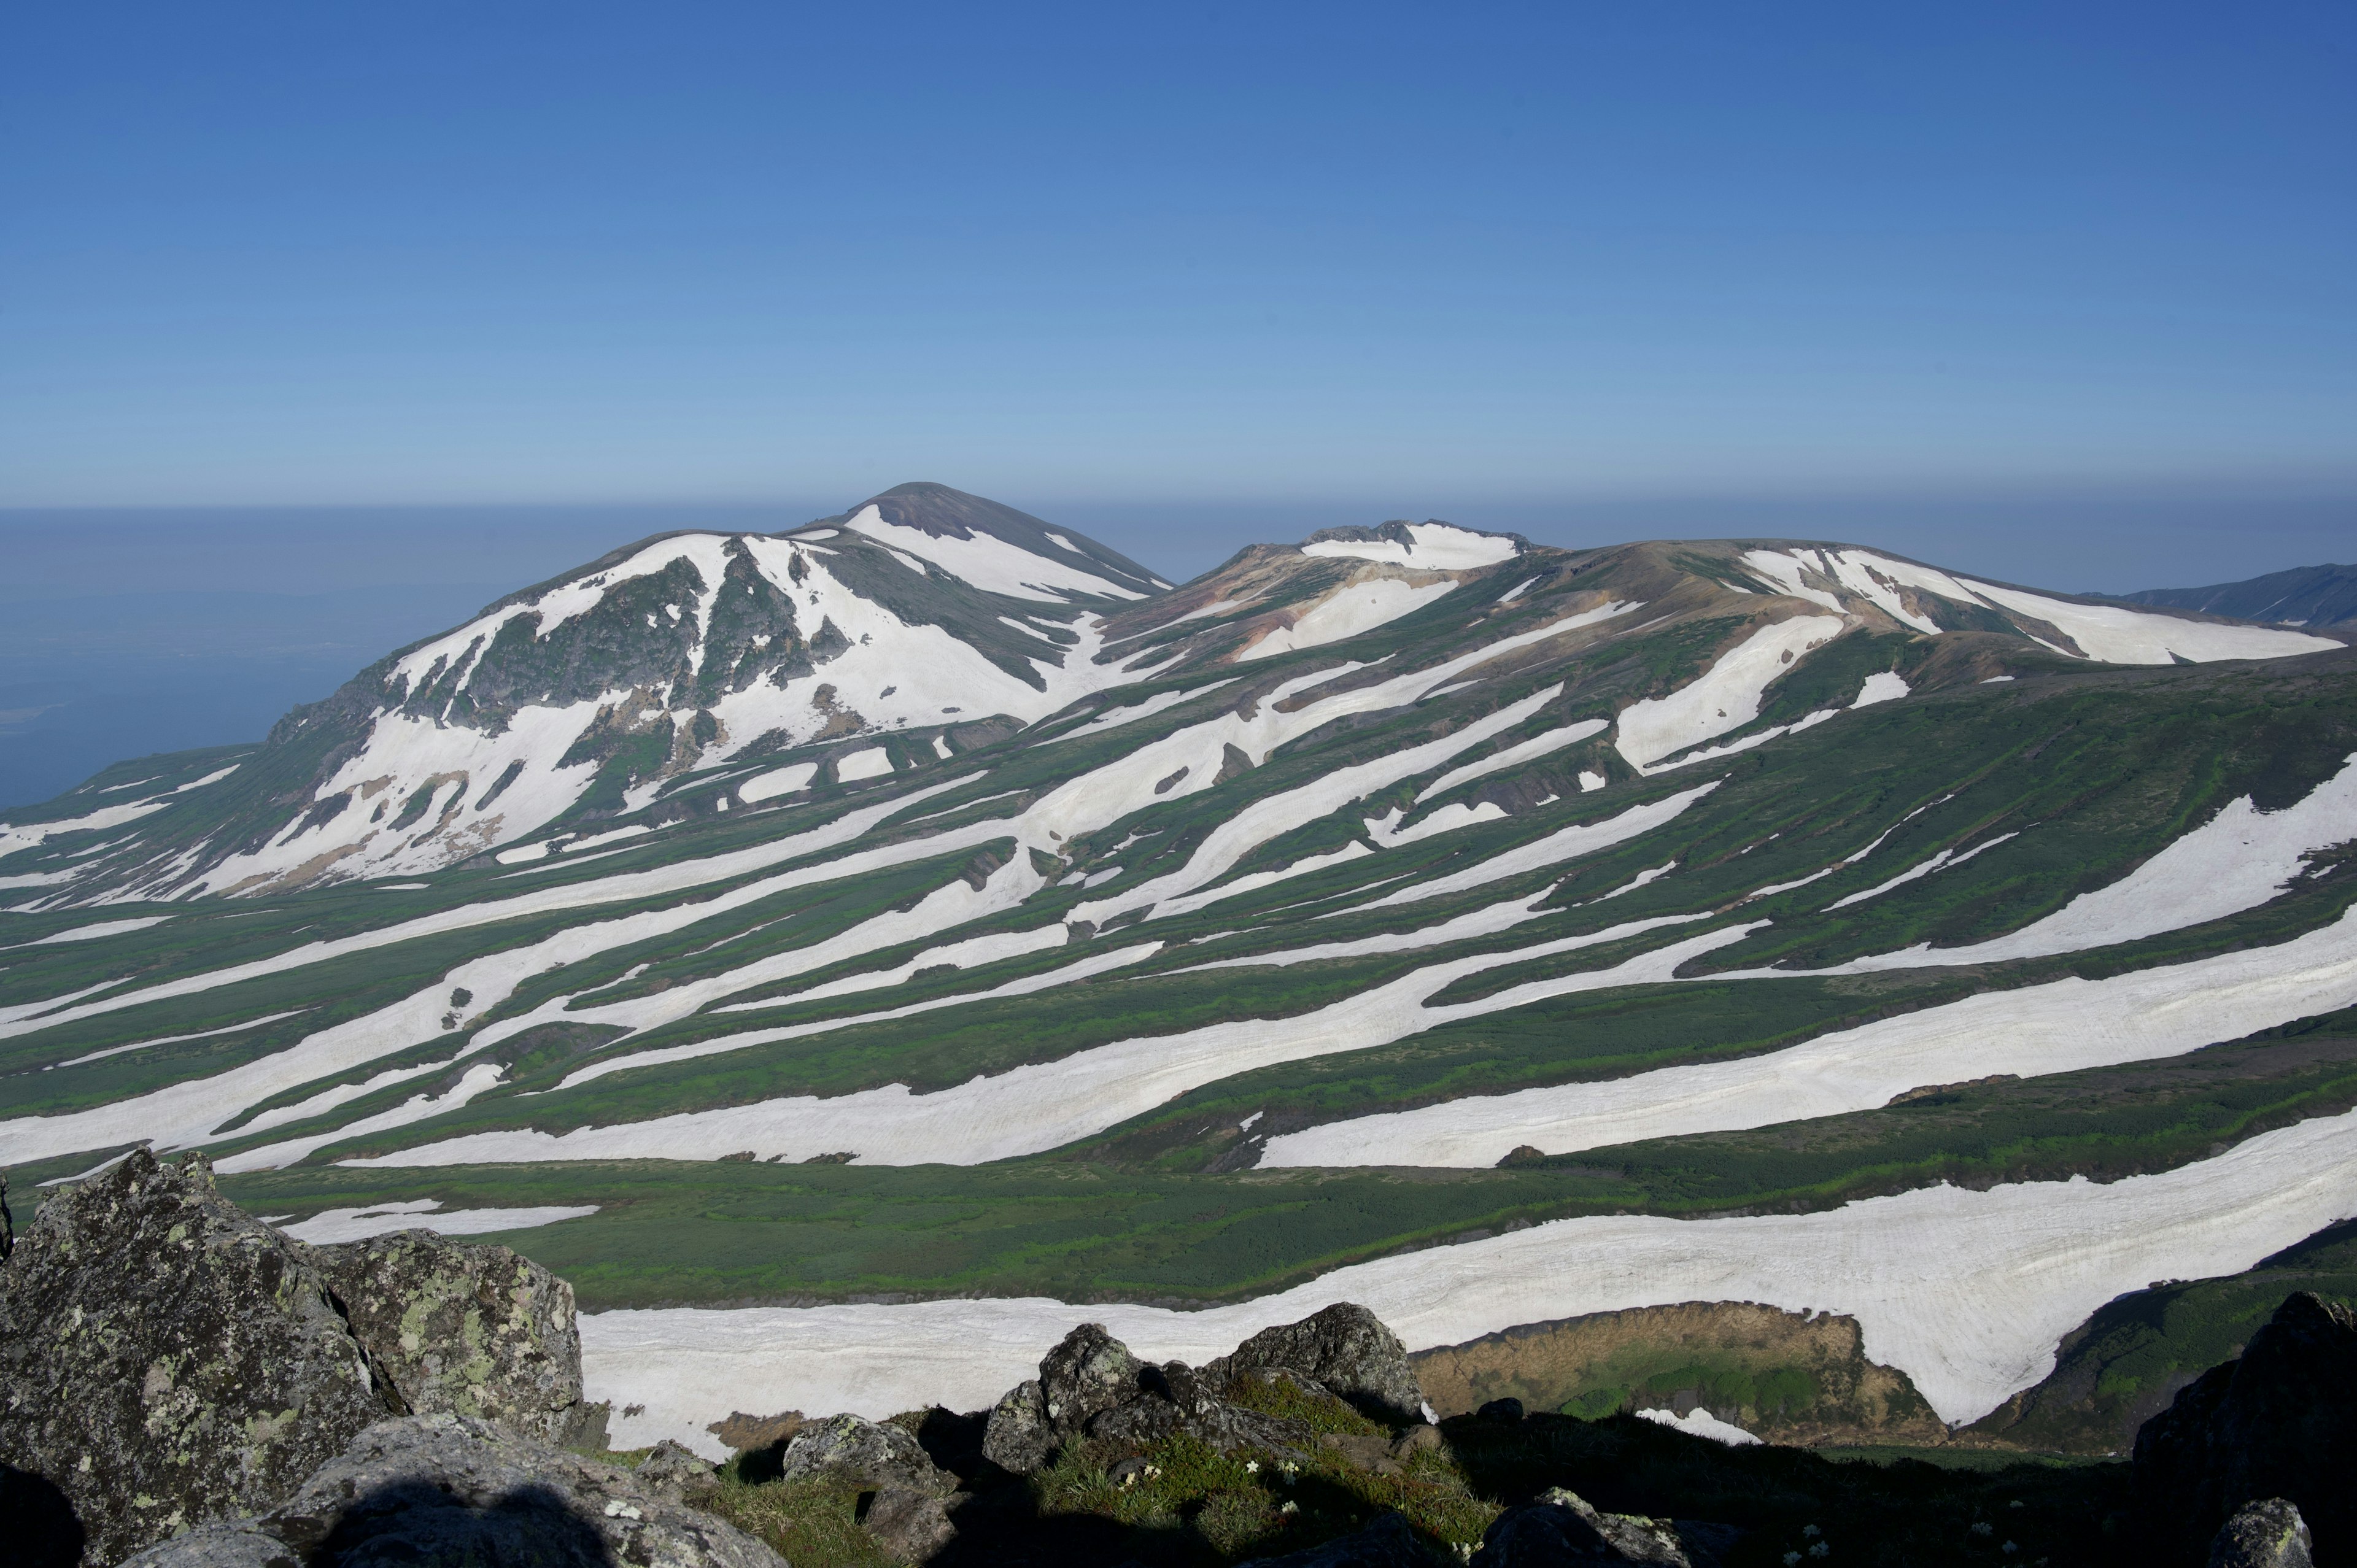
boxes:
[2134,1292,2357,1564]
[772,1413,959,1559]
[120,1413,784,1568]
[1471,1486,1700,1566]
[2210,1500,2315,1568]
[1209,1303,1429,1425]
[301,1227,600,1446]
[978,1320,1320,1475]
[1413,1300,1942,1445]
[0,1151,400,1567]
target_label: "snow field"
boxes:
[1240,577,1460,662]
[841,506,1146,601]
[1035,681,1240,744]
[1258,902,2357,1169]
[739,763,819,802]
[836,747,894,782]
[1299,524,1520,570]
[1637,1409,1759,1446]
[1822,752,2357,967]
[1416,719,1611,803]
[6,916,173,948]
[274,1199,600,1246]
[1346,781,1722,914]
[1613,617,1845,771]
[346,919,1738,1172]
[0,795,177,860]
[581,1106,2357,1453]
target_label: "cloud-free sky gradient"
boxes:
[3,1,2351,516]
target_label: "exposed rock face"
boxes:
[633,1439,715,1498]
[1236,1512,1430,1567]
[0,1151,398,1567]
[2210,1500,2315,1568]
[1471,1486,1697,1566]
[2134,1292,2357,1562]
[301,1228,597,1446]
[1208,1305,1428,1425]
[120,1413,786,1568]
[1413,1300,1943,1445]
[778,1412,955,1496]
[979,1321,1317,1475]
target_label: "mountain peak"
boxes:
[1299,519,1526,570]
[816,482,1172,600]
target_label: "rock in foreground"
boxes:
[2134,1292,2357,1562]
[123,1412,784,1568]
[0,1151,398,1567]
[2209,1500,2315,1568]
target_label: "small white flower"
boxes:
[1808,1545,1830,1560]
[1802,1525,1821,1538]
[1281,1500,1299,1515]
[1972,1523,1994,1537]
[1244,1460,1260,1473]
[2002,1544,2019,1556]
[1783,1553,1803,1566]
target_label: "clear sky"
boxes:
[2,2,2352,571]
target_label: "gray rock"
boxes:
[300,1227,594,1445]
[2134,1292,2357,1562]
[1237,1512,1430,1567]
[634,1439,715,1497]
[0,1150,399,1567]
[1039,1322,1147,1435]
[981,1378,1054,1474]
[120,1412,783,1568]
[1209,1304,1428,1424]
[863,1485,958,1562]
[1472,1488,1692,1566]
[779,1412,955,1496]
[2208,1499,2313,1568]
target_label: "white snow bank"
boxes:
[1347,782,1722,914]
[836,747,894,782]
[1417,719,1610,803]
[740,763,819,802]
[1039,682,1239,744]
[1851,671,1910,708]
[8,916,172,948]
[581,1106,2357,1453]
[1826,753,2357,969]
[1261,900,2357,1170]
[842,505,1145,601]
[0,796,174,859]
[1300,525,1520,570]
[275,1199,599,1245]
[1636,1408,1760,1446]
[1240,578,1458,662]
[1824,832,2016,910]
[1614,617,1844,771]
[343,920,1738,1172]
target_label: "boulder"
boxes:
[634,1439,716,1497]
[862,1484,959,1562]
[1038,1321,1147,1435]
[778,1412,956,1496]
[301,1227,599,1445]
[2210,1500,2313,1568]
[2133,1292,2357,1562]
[1472,1487,1693,1566]
[1237,1512,1430,1567]
[119,1412,785,1568]
[981,1378,1055,1474]
[0,1150,399,1567]
[1209,1304,1428,1424]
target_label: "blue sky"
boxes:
[2,2,2352,565]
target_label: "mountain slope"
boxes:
[2117,561,2357,629]
[3,491,2353,1458]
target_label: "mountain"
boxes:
[2116,562,2357,628]
[2,488,2354,1462]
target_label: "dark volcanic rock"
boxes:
[1472,1486,1695,1566]
[2134,1292,2357,1562]
[983,1323,1317,1474]
[1209,1304,1429,1424]
[301,1228,596,1445]
[633,1439,715,1497]
[0,1151,398,1567]
[1039,1322,1148,1435]
[120,1412,785,1568]
[1237,1511,1430,1567]
[2210,1500,2315,1568]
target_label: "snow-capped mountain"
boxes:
[4,487,2354,1459]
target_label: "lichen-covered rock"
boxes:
[1237,1512,1430,1567]
[120,1413,785,1568]
[300,1228,594,1444]
[778,1412,955,1496]
[1472,1487,1694,1566]
[981,1378,1054,1474]
[2208,1499,2313,1568]
[634,1439,715,1497]
[862,1485,958,1562]
[0,1150,398,1567]
[1038,1322,1147,1435]
[1209,1305,1428,1424]
[2134,1292,2357,1562]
